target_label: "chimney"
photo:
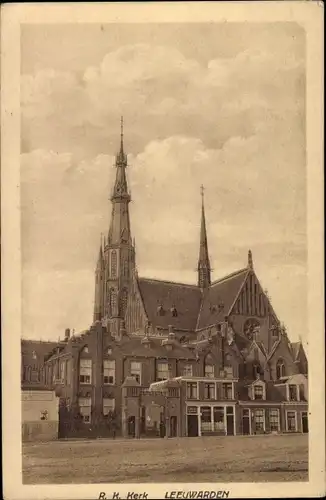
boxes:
[64,328,70,341]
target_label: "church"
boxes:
[21,120,308,439]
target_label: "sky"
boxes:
[20,23,307,342]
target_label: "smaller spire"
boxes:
[248,249,253,269]
[198,184,211,288]
[120,115,124,155]
[96,234,104,270]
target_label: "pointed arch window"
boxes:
[109,288,117,316]
[120,288,128,316]
[111,251,117,278]
[123,260,129,278]
[276,358,285,379]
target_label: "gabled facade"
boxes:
[21,121,308,439]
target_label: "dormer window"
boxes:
[32,350,37,360]
[157,304,165,316]
[289,384,299,401]
[253,385,264,400]
[82,345,89,354]
[107,347,112,356]
[171,305,178,317]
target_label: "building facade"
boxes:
[21,121,308,438]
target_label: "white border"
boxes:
[1,2,324,499]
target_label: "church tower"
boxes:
[93,118,136,335]
[197,185,211,289]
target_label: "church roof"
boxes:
[137,277,202,331]
[119,335,196,360]
[197,268,248,329]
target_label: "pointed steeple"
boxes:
[197,185,211,289]
[96,234,104,270]
[108,117,132,245]
[248,249,253,269]
[112,116,130,201]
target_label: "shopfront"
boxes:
[186,404,236,436]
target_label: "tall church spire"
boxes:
[99,117,135,333]
[197,185,211,289]
[108,117,131,245]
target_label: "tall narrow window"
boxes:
[121,288,128,316]
[103,360,115,385]
[186,382,198,399]
[109,288,117,316]
[222,383,233,400]
[253,384,264,400]
[276,359,285,379]
[103,398,115,416]
[78,397,91,423]
[286,411,297,431]
[130,361,142,384]
[204,383,215,400]
[270,409,280,432]
[60,361,65,383]
[111,250,117,277]
[289,384,298,401]
[156,361,171,381]
[123,260,129,278]
[254,409,265,432]
[79,359,92,384]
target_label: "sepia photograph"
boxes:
[1,3,324,500]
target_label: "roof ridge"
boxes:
[138,276,199,289]
[210,267,248,286]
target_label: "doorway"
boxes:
[242,409,251,435]
[226,406,235,436]
[128,416,135,437]
[170,416,177,437]
[301,412,308,433]
[187,414,198,437]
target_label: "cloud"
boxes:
[21,42,305,156]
